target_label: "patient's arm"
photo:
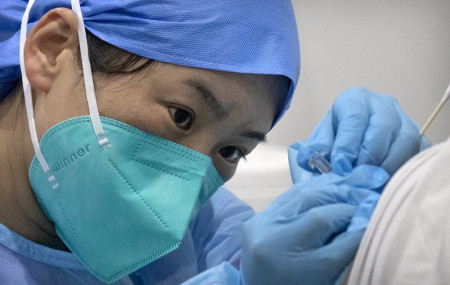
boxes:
[346,139,450,284]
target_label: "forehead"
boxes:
[149,62,287,125]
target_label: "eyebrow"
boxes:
[241,130,267,143]
[183,78,267,143]
[182,79,230,120]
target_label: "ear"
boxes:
[24,8,78,93]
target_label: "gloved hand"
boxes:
[293,87,430,176]
[240,166,388,285]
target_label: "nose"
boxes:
[176,133,216,158]
[176,134,236,181]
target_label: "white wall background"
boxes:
[268,0,450,147]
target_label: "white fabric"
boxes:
[348,137,450,284]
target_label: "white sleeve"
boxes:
[348,138,450,284]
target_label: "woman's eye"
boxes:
[169,107,194,130]
[220,146,246,163]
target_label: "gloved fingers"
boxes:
[355,96,400,166]
[380,107,421,175]
[280,184,373,216]
[335,165,389,190]
[264,183,308,212]
[292,203,355,249]
[347,194,380,232]
[335,262,353,285]
[296,111,334,170]
[329,88,371,174]
[345,187,381,207]
[420,135,432,151]
[317,229,365,282]
[277,185,343,216]
[296,165,387,205]
[381,134,419,175]
[269,167,386,217]
[267,165,388,219]
[265,174,348,214]
[288,143,315,184]
[294,87,425,178]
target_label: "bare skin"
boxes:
[0,8,290,250]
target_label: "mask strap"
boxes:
[20,0,59,189]
[71,0,110,147]
[20,0,109,190]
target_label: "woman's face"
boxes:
[95,64,287,181]
[33,61,288,181]
[26,9,289,182]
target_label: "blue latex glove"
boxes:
[294,87,430,176]
[240,166,388,285]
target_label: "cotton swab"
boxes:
[420,83,450,136]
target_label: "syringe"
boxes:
[308,152,333,174]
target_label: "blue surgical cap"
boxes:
[0,0,300,123]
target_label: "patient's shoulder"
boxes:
[348,138,450,284]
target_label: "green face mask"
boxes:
[29,116,224,283]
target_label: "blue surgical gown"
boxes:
[0,186,254,285]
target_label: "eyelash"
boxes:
[168,106,195,131]
[168,106,247,164]
[219,146,248,164]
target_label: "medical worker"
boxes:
[0,1,425,284]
